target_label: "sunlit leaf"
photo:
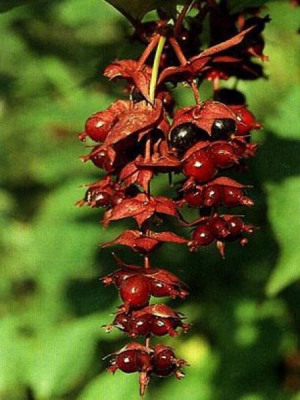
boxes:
[266,177,300,296]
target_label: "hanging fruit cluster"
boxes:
[78,1,269,396]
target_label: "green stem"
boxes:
[149,35,166,103]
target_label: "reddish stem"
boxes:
[137,34,160,69]
[169,37,201,104]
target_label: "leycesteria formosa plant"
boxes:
[78,1,270,396]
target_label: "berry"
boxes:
[202,185,222,207]
[192,222,215,246]
[119,275,151,310]
[227,216,244,236]
[151,317,175,336]
[130,314,152,337]
[221,186,245,207]
[112,313,131,333]
[184,188,203,207]
[85,111,115,142]
[183,150,217,182]
[211,118,236,140]
[208,142,238,169]
[207,217,229,239]
[169,123,209,151]
[233,106,261,136]
[117,350,138,373]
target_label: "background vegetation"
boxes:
[0,1,300,399]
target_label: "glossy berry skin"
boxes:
[154,347,175,370]
[183,150,217,182]
[130,315,152,337]
[221,186,245,207]
[232,106,261,136]
[202,185,222,207]
[116,350,138,373]
[85,111,116,142]
[211,118,237,140]
[184,188,203,207]
[152,345,187,378]
[227,216,244,236]
[111,313,131,332]
[150,280,176,298]
[119,275,151,310]
[151,317,177,337]
[208,142,238,169]
[207,217,229,239]
[192,223,215,246]
[169,123,209,151]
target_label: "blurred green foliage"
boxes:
[0,1,300,399]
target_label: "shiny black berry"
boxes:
[170,123,209,151]
[211,118,237,140]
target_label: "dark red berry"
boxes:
[207,217,229,239]
[112,313,131,333]
[151,317,175,336]
[130,315,152,337]
[209,142,238,169]
[233,106,261,136]
[119,275,151,310]
[184,188,203,207]
[227,216,244,236]
[192,223,215,246]
[117,350,138,373]
[183,150,217,182]
[154,347,175,370]
[85,111,115,142]
[211,118,237,140]
[169,123,209,151]
[221,186,245,207]
[202,185,222,207]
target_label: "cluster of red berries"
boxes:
[78,2,269,396]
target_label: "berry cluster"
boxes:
[78,2,269,396]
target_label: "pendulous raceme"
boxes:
[78,2,269,396]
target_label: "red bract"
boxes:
[79,3,267,396]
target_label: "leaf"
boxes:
[227,0,271,14]
[103,0,184,21]
[26,318,99,399]
[78,371,137,400]
[0,0,42,13]
[266,177,300,296]
[0,317,27,395]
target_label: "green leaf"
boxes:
[26,318,99,399]
[103,0,184,21]
[78,372,139,400]
[266,177,300,296]
[0,317,26,396]
[265,86,300,141]
[228,0,271,14]
[0,0,44,13]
